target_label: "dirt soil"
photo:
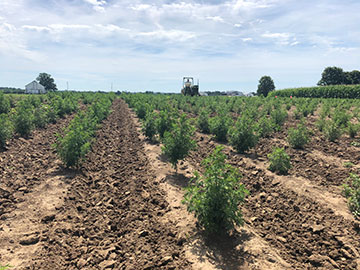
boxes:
[1,99,189,269]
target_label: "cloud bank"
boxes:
[0,0,359,92]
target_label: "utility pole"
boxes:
[67,81,69,91]
[111,82,113,91]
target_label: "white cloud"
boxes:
[206,16,224,23]
[135,30,196,42]
[242,37,252,42]
[83,0,107,12]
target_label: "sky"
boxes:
[0,0,359,93]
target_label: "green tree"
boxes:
[317,66,345,86]
[36,73,57,91]
[257,76,275,97]
[183,146,249,234]
[346,70,360,85]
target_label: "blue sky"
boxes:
[0,0,359,93]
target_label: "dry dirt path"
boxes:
[0,112,77,268]
[28,99,189,269]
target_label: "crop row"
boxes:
[55,93,114,167]
[121,93,360,221]
[269,84,360,99]
[0,92,81,149]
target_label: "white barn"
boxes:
[25,81,46,94]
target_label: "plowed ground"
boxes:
[1,99,188,269]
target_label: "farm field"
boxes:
[1,93,360,269]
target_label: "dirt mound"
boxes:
[29,99,189,269]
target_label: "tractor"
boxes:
[181,77,199,96]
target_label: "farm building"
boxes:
[25,80,46,94]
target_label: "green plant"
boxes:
[268,147,291,175]
[316,118,326,132]
[156,110,174,138]
[344,162,354,168]
[162,114,196,169]
[0,114,12,149]
[33,105,49,128]
[343,173,360,218]
[271,108,287,129]
[287,123,310,149]
[209,113,231,142]
[0,264,11,270]
[332,109,350,127]
[13,102,34,137]
[183,146,249,234]
[197,110,210,134]
[351,141,360,147]
[0,92,10,114]
[229,115,258,153]
[55,112,94,167]
[256,116,274,138]
[324,120,342,142]
[347,122,359,138]
[142,111,157,141]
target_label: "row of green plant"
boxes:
[269,84,360,99]
[55,94,113,167]
[0,92,81,149]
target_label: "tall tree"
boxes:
[348,70,360,84]
[317,66,345,86]
[36,73,57,91]
[257,76,275,97]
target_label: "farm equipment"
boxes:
[181,77,199,96]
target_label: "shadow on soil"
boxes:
[190,228,252,269]
[164,172,192,189]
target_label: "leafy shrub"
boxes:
[0,264,11,270]
[33,105,49,128]
[228,115,258,153]
[209,113,231,142]
[348,123,359,138]
[256,116,274,138]
[14,102,34,137]
[162,114,196,169]
[0,92,10,114]
[343,173,360,218]
[156,110,174,138]
[142,111,157,141]
[287,123,310,149]
[316,118,326,132]
[324,120,342,142]
[197,110,210,134]
[55,112,94,167]
[183,146,249,234]
[332,109,350,127]
[271,109,287,129]
[268,147,291,175]
[0,114,12,148]
[135,102,148,120]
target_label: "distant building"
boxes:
[25,80,46,94]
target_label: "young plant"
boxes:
[13,102,34,137]
[0,114,12,149]
[271,109,287,130]
[33,105,49,128]
[347,122,359,138]
[162,114,196,169]
[183,146,249,234]
[55,112,94,167]
[228,115,258,153]
[142,111,157,141]
[324,120,342,142]
[0,264,12,270]
[256,116,274,138]
[0,92,10,114]
[287,123,310,149]
[197,109,210,134]
[209,112,231,142]
[156,110,174,138]
[268,147,291,175]
[343,173,360,218]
